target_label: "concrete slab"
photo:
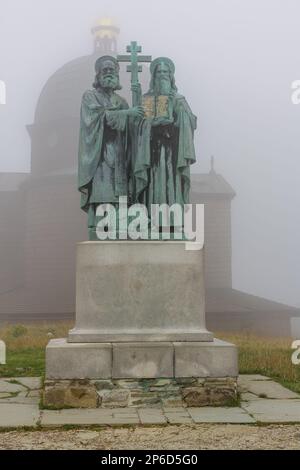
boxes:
[163,407,188,413]
[138,408,167,424]
[244,380,300,399]
[241,392,262,402]
[110,415,140,424]
[242,399,300,423]
[0,404,40,427]
[13,377,42,390]
[0,392,39,405]
[0,379,27,393]
[27,390,41,398]
[238,375,272,392]
[164,409,193,424]
[40,409,140,426]
[187,407,256,423]
[108,407,139,415]
[239,374,271,381]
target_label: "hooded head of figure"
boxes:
[93,55,121,91]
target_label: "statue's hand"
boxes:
[131,83,142,94]
[127,106,145,118]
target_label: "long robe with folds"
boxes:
[78,88,129,216]
[133,93,197,213]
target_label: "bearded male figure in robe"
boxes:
[78,55,144,239]
[133,57,197,229]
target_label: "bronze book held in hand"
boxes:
[142,95,170,119]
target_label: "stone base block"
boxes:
[43,377,238,409]
[112,342,174,378]
[46,339,112,380]
[46,338,238,380]
[174,339,238,377]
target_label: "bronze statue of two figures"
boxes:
[78,42,197,240]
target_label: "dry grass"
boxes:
[216,331,300,392]
[0,321,73,351]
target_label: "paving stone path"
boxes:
[0,375,299,427]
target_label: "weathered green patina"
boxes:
[78,45,197,239]
[117,41,151,106]
[133,57,197,211]
[78,55,143,239]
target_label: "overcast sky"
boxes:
[0,0,300,307]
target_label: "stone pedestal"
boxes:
[68,241,212,342]
[45,241,238,408]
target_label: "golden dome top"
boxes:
[91,17,120,40]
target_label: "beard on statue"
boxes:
[99,73,120,92]
[154,77,172,95]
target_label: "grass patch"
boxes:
[216,331,300,394]
[223,393,241,408]
[0,321,72,350]
[0,321,72,377]
[0,348,45,377]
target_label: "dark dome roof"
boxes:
[29,47,149,176]
[34,52,150,124]
[34,53,98,124]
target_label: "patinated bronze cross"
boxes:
[117,41,151,106]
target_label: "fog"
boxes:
[0,0,299,313]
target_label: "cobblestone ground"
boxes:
[0,424,300,450]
